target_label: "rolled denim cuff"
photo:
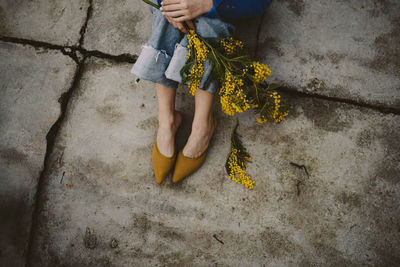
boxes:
[130,45,179,89]
[165,43,219,94]
[164,43,188,83]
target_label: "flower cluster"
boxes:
[270,91,288,123]
[225,122,254,190]
[227,148,254,189]
[219,69,250,116]
[256,116,268,124]
[254,88,289,124]
[250,62,271,83]
[186,30,209,95]
[221,36,243,55]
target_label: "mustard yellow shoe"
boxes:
[171,148,208,183]
[152,141,176,184]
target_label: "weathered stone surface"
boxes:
[83,0,153,56]
[29,57,400,266]
[0,42,76,266]
[0,0,89,46]
[259,0,400,108]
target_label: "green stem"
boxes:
[142,0,160,9]
[254,83,260,104]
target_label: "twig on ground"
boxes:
[213,234,224,245]
[290,162,310,196]
[289,162,310,179]
[295,179,303,196]
[60,171,65,184]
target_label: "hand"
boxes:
[164,15,195,34]
[160,0,214,22]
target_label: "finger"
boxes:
[177,22,188,33]
[169,18,185,33]
[162,10,187,18]
[185,20,195,31]
[165,15,173,24]
[164,14,172,22]
[173,15,192,22]
[161,0,181,6]
[160,4,184,11]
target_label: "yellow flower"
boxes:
[227,147,255,189]
[250,62,271,83]
[256,116,268,124]
[219,69,250,116]
[221,36,244,55]
[268,91,288,123]
[186,30,209,95]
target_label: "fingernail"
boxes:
[160,7,163,11]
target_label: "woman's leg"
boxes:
[182,88,217,158]
[156,83,182,158]
[131,6,183,158]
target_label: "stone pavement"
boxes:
[0,0,399,266]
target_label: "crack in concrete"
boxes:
[24,56,88,267]
[254,11,266,59]
[0,35,80,63]
[79,46,138,63]
[78,0,93,48]
[279,86,400,115]
[0,35,137,64]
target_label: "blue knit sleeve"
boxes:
[157,0,273,20]
[204,0,224,18]
[158,0,223,18]
[205,0,273,19]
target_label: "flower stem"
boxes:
[142,0,160,9]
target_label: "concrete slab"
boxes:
[29,57,399,266]
[0,0,89,46]
[83,0,153,56]
[259,0,400,109]
[0,42,76,266]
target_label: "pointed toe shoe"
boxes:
[171,148,208,183]
[152,141,176,184]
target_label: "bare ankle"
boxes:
[158,110,182,132]
[192,115,216,132]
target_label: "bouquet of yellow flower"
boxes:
[182,31,289,189]
[142,0,288,189]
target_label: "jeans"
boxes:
[130,1,235,93]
